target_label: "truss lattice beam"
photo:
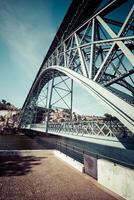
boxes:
[22,66,134,133]
[20,0,134,135]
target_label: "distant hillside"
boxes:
[0,100,19,111]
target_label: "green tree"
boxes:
[2,99,6,104]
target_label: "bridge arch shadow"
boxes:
[0,155,47,177]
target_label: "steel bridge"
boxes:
[20,0,134,141]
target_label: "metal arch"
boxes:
[22,66,134,133]
[20,1,134,133]
[40,2,134,104]
[20,70,73,127]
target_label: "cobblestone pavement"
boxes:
[0,151,123,200]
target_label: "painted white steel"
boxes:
[94,6,134,81]
[33,66,134,133]
[74,33,88,77]
[96,15,134,66]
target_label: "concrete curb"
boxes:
[54,150,84,173]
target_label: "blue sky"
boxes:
[0,0,132,116]
[0,0,71,106]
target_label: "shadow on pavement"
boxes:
[0,156,46,177]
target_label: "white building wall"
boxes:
[0,110,17,116]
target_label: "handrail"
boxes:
[56,140,134,169]
[48,119,129,138]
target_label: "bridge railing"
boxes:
[29,119,129,138]
[47,120,127,138]
[55,141,134,169]
[30,123,46,129]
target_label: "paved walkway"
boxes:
[0,135,56,150]
[0,151,123,200]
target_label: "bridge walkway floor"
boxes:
[0,151,123,200]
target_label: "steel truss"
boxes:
[48,120,128,138]
[45,71,73,132]
[30,118,129,138]
[20,0,134,134]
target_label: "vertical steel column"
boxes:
[89,18,95,79]
[52,54,54,66]
[45,82,49,108]
[64,42,67,67]
[46,71,55,133]
[56,48,59,65]
[74,33,88,77]
[33,79,42,124]
[70,79,73,120]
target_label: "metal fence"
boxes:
[48,120,128,138]
[55,140,134,169]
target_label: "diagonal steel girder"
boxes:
[30,66,134,133]
[20,0,134,132]
[94,5,134,82]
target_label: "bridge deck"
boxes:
[25,127,134,169]
[29,127,134,149]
